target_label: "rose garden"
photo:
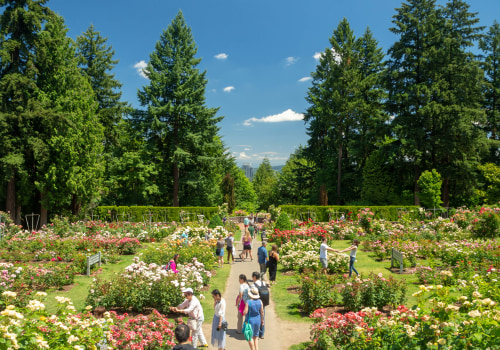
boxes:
[0,205,498,349]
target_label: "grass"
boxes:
[289,342,313,350]
[44,253,138,313]
[271,239,426,322]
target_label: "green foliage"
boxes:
[472,208,500,238]
[417,169,443,209]
[221,173,236,214]
[137,10,224,207]
[299,273,343,314]
[253,157,278,210]
[277,147,316,205]
[208,213,223,228]
[275,212,292,231]
[479,21,500,164]
[477,163,500,204]
[340,272,407,311]
[94,205,218,223]
[361,150,398,204]
[280,205,417,222]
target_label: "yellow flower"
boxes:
[438,338,446,345]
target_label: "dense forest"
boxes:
[0,0,499,224]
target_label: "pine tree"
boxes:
[480,21,500,164]
[138,11,224,207]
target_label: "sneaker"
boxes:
[198,344,208,348]
[259,336,264,339]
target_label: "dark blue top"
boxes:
[257,246,268,264]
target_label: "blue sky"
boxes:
[46,0,499,167]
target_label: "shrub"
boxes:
[208,214,223,228]
[472,207,500,238]
[299,273,343,314]
[275,212,292,231]
[340,273,407,311]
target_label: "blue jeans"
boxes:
[259,306,265,337]
[349,257,359,277]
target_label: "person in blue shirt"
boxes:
[243,216,249,232]
[257,241,269,281]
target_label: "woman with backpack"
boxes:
[243,286,264,350]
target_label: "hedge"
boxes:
[93,206,218,223]
[279,205,419,222]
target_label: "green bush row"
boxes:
[94,206,218,223]
[279,205,418,222]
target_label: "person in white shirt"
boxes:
[235,274,250,333]
[320,237,336,275]
[211,289,226,350]
[170,287,208,348]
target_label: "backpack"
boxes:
[256,282,270,307]
[162,261,172,271]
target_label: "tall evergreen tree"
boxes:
[304,18,386,204]
[480,21,500,164]
[138,11,223,207]
[386,0,487,207]
[32,15,104,221]
[76,24,127,149]
[0,0,54,222]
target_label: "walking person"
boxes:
[240,231,253,261]
[335,239,360,277]
[225,232,235,264]
[216,236,225,268]
[320,237,336,275]
[243,286,264,350]
[268,245,279,286]
[244,216,249,232]
[170,287,208,348]
[251,272,268,339]
[210,289,226,350]
[257,241,269,281]
[248,223,255,239]
[172,324,196,350]
[235,274,250,333]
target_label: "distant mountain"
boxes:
[272,165,283,172]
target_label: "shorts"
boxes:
[320,258,328,268]
[226,247,233,252]
[217,248,224,257]
[243,244,252,250]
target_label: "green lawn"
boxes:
[271,239,426,323]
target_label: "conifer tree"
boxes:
[0,0,54,222]
[138,11,223,206]
[480,21,500,164]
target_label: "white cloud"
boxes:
[298,77,312,82]
[313,49,341,64]
[243,109,304,126]
[244,147,251,151]
[234,152,252,160]
[134,60,148,79]
[223,86,235,93]
[215,53,228,60]
[285,56,298,66]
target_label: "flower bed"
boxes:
[86,257,211,313]
[0,291,176,349]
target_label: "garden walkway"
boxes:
[201,224,310,349]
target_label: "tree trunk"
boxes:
[40,192,48,227]
[6,176,16,222]
[319,183,328,205]
[442,177,450,208]
[173,163,179,207]
[414,165,421,206]
[172,114,180,207]
[337,141,342,205]
[71,194,81,216]
[15,204,21,226]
